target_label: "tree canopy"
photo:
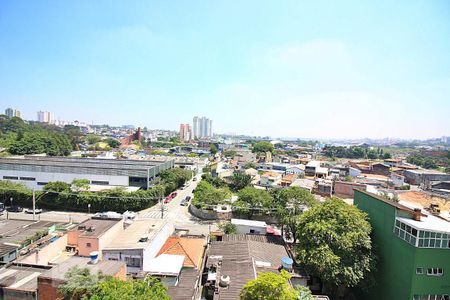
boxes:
[192,180,231,209]
[240,270,308,300]
[295,198,376,295]
[252,141,274,154]
[229,173,252,192]
[235,187,273,218]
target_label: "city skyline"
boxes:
[0,1,449,139]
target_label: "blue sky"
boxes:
[1,1,449,139]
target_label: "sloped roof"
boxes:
[157,236,205,269]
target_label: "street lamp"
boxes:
[88,203,91,214]
[10,197,13,207]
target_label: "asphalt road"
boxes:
[139,173,217,235]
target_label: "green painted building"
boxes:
[354,190,450,300]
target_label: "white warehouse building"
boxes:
[0,156,174,190]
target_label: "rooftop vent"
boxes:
[219,275,230,287]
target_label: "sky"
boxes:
[0,1,449,139]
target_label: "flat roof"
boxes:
[69,219,120,238]
[231,218,267,227]
[0,156,174,178]
[40,256,124,281]
[103,219,167,250]
[144,254,184,276]
[397,201,450,233]
[0,265,49,291]
[0,220,62,246]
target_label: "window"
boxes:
[20,177,35,181]
[86,243,91,248]
[416,268,423,274]
[125,257,141,267]
[3,176,18,180]
[91,180,109,185]
[37,182,48,186]
[426,268,443,276]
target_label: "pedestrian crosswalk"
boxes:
[139,209,167,219]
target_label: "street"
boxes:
[139,173,218,235]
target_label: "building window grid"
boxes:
[413,295,450,300]
[395,220,450,249]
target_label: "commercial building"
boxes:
[0,156,174,190]
[179,123,192,142]
[102,219,173,274]
[192,116,213,138]
[67,218,123,258]
[354,189,450,300]
[4,108,21,118]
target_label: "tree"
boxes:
[252,141,274,154]
[229,173,252,192]
[82,277,170,300]
[210,144,218,155]
[192,181,231,209]
[240,270,301,300]
[243,162,257,169]
[219,221,237,234]
[295,198,376,297]
[223,150,237,158]
[272,187,318,243]
[105,138,121,148]
[58,267,104,300]
[235,187,272,219]
[72,179,90,191]
[85,134,102,145]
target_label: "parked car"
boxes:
[170,192,177,198]
[164,196,172,204]
[192,177,197,181]
[24,208,43,214]
[7,205,23,212]
[185,196,192,201]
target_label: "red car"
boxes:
[170,192,177,198]
[164,196,172,203]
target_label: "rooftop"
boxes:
[39,256,125,281]
[231,218,267,227]
[144,254,184,276]
[0,219,61,246]
[69,218,120,238]
[0,265,49,291]
[103,219,167,250]
[261,171,281,178]
[0,243,18,258]
[157,236,206,269]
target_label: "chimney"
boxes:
[413,208,422,221]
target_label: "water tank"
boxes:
[281,257,293,271]
[219,275,231,287]
[89,251,99,264]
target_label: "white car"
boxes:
[24,208,43,214]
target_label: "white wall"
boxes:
[0,170,129,190]
[142,223,174,271]
[235,224,267,234]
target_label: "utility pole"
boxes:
[32,189,36,221]
[160,189,164,219]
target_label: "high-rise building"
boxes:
[192,116,213,138]
[179,124,192,142]
[5,108,14,118]
[37,111,53,123]
[14,109,21,118]
[354,190,450,300]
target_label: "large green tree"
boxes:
[192,181,231,209]
[252,141,274,154]
[240,270,310,300]
[235,187,272,219]
[229,173,252,192]
[271,187,318,243]
[294,198,376,297]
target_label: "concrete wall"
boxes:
[234,224,266,234]
[189,205,217,220]
[97,220,124,259]
[0,170,129,190]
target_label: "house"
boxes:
[0,244,18,265]
[354,190,450,300]
[390,172,406,188]
[203,234,308,300]
[305,161,321,176]
[67,218,123,258]
[102,219,173,274]
[334,181,367,198]
[286,164,305,176]
[315,167,329,178]
[371,163,391,176]
[384,158,403,167]
[280,174,298,187]
[37,256,126,300]
[231,218,267,234]
[313,179,333,196]
[156,236,207,300]
[0,265,50,300]
[290,178,315,192]
[260,171,282,187]
[349,166,362,177]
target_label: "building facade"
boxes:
[0,156,174,190]
[179,123,192,142]
[192,116,212,138]
[37,111,53,123]
[354,190,450,300]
